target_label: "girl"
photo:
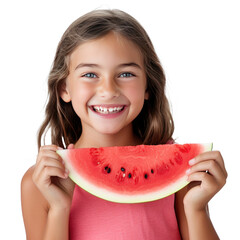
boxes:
[21,9,227,240]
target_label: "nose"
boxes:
[97,76,120,99]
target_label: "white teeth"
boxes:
[93,106,124,114]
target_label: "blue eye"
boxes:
[119,72,135,78]
[83,73,97,78]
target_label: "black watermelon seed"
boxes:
[104,166,111,173]
[128,173,132,178]
[144,173,148,179]
[151,169,154,174]
[121,167,125,172]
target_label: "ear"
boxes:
[59,81,71,103]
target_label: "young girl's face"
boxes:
[61,31,148,138]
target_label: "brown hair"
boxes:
[37,9,174,149]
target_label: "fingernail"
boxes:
[186,168,191,175]
[64,170,69,178]
[189,159,195,166]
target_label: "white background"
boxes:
[1,0,239,239]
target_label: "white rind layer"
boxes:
[57,143,213,203]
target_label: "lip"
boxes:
[89,104,127,118]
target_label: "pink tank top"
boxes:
[69,186,181,240]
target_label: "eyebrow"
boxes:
[75,62,142,71]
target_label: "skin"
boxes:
[62,31,148,148]
[176,151,227,240]
[21,32,227,240]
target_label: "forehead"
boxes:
[69,32,144,69]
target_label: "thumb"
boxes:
[67,143,75,149]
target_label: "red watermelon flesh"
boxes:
[57,143,212,203]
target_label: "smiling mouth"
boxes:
[90,105,125,114]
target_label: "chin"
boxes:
[94,124,127,136]
[97,128,122,135]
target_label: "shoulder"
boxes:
[21,165,49,237]
[21,165,49,208]
[21,166,49,237]
[21,165,36,199]
[21,165,48,208]
[21,165,35,191]
[21,166,41,200]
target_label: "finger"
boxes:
[188,159,223,177]
[188,160,226,187]
[34,157,66,179]
[187,171,219,194]
[40,166,68,182]
[39,157,65,169]
[191,151,227,177]
[32,166,69,188]
[37,147,64,163]
[39,145,60,152]
[38,151,63,162]
[67,144,75,149]
[187,171,214,186]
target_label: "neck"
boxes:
[75,126,142,148]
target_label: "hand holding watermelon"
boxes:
[32,144,75,211]
[184,150,227,212]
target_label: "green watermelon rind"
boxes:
[57,143,213,203]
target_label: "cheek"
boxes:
[127,83,146,103]
[126,85,146,114]
[70,85,94,113]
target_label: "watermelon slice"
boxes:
[57,143,212,203]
